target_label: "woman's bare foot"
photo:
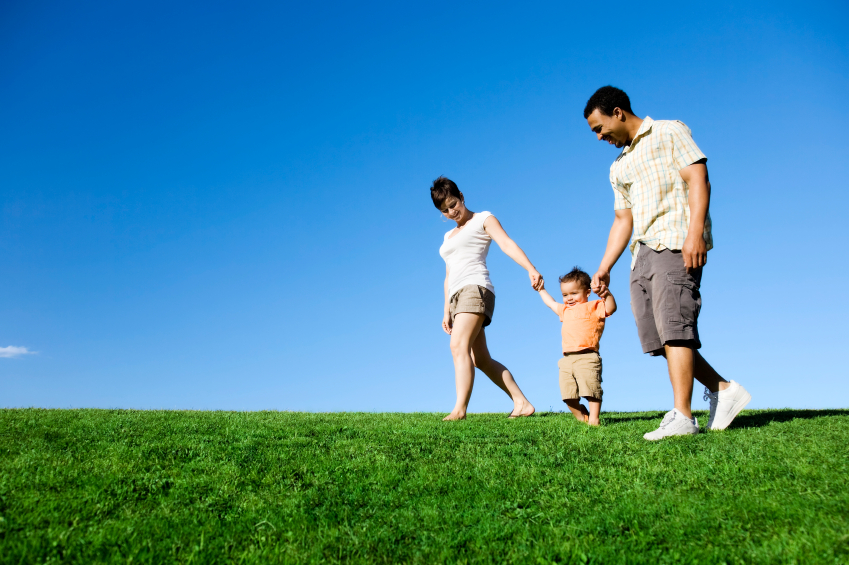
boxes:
[508,400,535,418]
[442,410,466,421]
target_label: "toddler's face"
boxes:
[561,281,591,307]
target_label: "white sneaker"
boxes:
[643,409,699,441]
[706,380,751,430]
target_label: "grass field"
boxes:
[1,408,847,564]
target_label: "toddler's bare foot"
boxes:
[442,410,466,421]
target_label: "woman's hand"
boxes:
[529,269,544,291]
[442,312,453,335]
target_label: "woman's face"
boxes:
[439,195,466,222]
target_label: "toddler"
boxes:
[538,267,616,426]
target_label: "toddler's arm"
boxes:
[601,288,617,316]
[537,280,563,315]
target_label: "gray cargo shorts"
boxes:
[630,246,702,355]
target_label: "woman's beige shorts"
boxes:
[449,285,495,327]
[558,351,603,400]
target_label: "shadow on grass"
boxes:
[602,413,666,424]
[731,409,849,428]
[600,409,849,427]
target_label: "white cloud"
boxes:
[0,346,36,358]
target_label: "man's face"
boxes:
[586,108,629,148]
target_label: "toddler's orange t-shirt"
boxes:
[556,300,608,353]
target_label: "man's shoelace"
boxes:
[703,387,718,423]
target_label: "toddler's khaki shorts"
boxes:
[449,284,495,327]
[558,351,603,400]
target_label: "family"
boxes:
[434,86,751,440]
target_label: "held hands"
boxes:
[591,269,611,298]
[442,311,453,335]
[529,269,544,291]
[682,234,707,272]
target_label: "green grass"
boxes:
[1,409,847,564]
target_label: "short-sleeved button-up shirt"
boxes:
[609,116,712,267]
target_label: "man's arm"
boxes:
[591,208,633,296]
[678,159,710,271]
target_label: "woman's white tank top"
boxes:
[439,211,495,298]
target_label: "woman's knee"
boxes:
[449,338,471,358]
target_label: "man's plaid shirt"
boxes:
[609,116,712,267]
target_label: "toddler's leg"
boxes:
[563,398,588,422]
[585,397,602,426]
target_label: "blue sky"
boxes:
[2,1,847,413]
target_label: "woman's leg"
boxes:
[470,327,535,417]
[444,312,485,421]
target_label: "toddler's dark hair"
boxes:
[559,266,591,290]
[430,176,461,209]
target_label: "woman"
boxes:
[432,176,541,420]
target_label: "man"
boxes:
[583,85,751,440]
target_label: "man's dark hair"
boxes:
[559,266,591,290]
[430,176,462,209]
[583,86,633,119]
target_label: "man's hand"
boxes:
[591,269,610,297]
[681,233,707,271]
[529,269,544,291]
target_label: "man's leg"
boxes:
[661,345,695,419]
[694,351,729,393]
[660,346,732,415]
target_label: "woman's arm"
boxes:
[483,215,543,290]
[442,265,452,335]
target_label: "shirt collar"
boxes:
[622,116,654,154]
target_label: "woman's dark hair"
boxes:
[559,266,591,290]
[430,176,462,209]
[583,86,633,119]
